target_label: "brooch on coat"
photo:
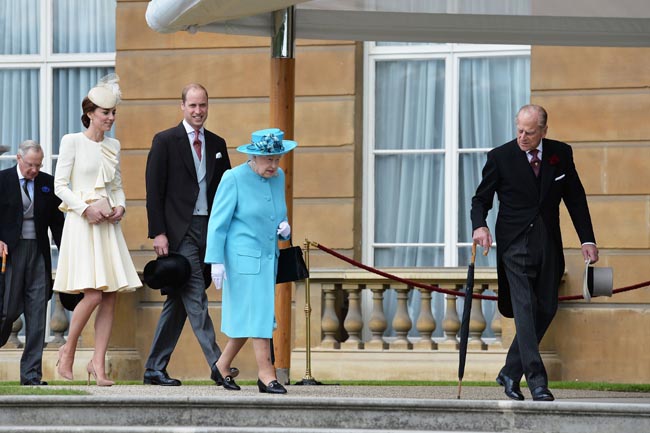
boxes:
[549,154,560,165]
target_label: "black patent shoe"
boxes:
[496,372,524,401]
[531,386,555,401]
[257,378,287,394]
[212,367,241,391]
[143,369,182,386]
[210,364,240,385]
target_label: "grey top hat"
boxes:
[583,261,613,302]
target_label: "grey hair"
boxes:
[516,104,548,128]
[17,140,43,157]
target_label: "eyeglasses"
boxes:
[19,160,43,169]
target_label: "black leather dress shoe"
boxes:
[496,372,524,401]
[257,379,287,394]
[211,366,241,390]
[531,386,555,401]
[210,364,240,385]
[143,369,182,386]
[21,379,47,386]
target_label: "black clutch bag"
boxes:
[276,241,309,284]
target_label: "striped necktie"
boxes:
[22,179,32,202]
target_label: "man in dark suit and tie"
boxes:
[144,83,232,385]
[0,140,64,385]
[471,104,598,401]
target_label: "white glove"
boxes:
[277,221,291,238]
[211,263,226,290]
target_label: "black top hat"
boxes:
[143,252,191,296]
[59,292,84,311]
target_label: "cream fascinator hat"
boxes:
[87,73,122,109]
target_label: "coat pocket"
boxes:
[236,248,262,275]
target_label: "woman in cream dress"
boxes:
[53,75,141,386]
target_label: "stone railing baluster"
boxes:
[414,287,437,350]
[366,284,388,350]
[48,294,69,347]
[468,284,487,350]
[6,317,24,348]
[439,289,460,350]
[390,284,412,350]
[487,285,503,350]
[341,284,364,349]
[320,283,340,349]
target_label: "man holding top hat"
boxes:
[0,140,64,385]
[471,104,598,401]
[144,83,232,386]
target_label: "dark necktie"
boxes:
[193,129,202,161]
[22,179,32,203]
[529,149,541,177]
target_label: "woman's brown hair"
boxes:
[81,97,99,128]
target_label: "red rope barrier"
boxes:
[311,242,650,302]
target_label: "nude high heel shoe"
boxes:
[56,345,74,380]
[86,360,115,387]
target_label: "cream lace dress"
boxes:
[53,133,141,294]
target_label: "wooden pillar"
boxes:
[271,7,296,384]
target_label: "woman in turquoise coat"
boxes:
[205,129,296,394]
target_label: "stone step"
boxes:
[1,395,650,433]
[0,428,490,433]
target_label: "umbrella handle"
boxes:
[471,242,477,265]
[1,250,6,274]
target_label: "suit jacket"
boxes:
[470,138,595,318]
[146,122,231,252]
[0,166,64,292]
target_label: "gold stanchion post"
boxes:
[294,239,322,385]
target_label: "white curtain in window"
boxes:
[372,55,529,339]
[53,0,116,53]
[374,59,446,268]
[0,69,39,170]
[457,56,530,267]
[0,0,39,55]
[372,59,446,338]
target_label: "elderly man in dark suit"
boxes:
[144,83,232,386]
[471,104,598,401]
[0,140,64,385]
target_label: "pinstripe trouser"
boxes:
[500,215,559,390]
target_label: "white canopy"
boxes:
[146,0,650,46]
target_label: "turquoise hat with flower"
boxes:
[237,128,297,156]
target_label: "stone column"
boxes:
[439,290,460,350]
[341,284,364,349]
[366,284,388,350]
[320,283,340,349]
[414,287,437,350]
[389,284,412,350]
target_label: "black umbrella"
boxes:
[457,242,477,399]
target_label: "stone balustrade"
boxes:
[296,268,501,349]
[291,267,514,382]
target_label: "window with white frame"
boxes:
[0,0,116,268]
[363,43,530,339]
[363,42,530,270]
